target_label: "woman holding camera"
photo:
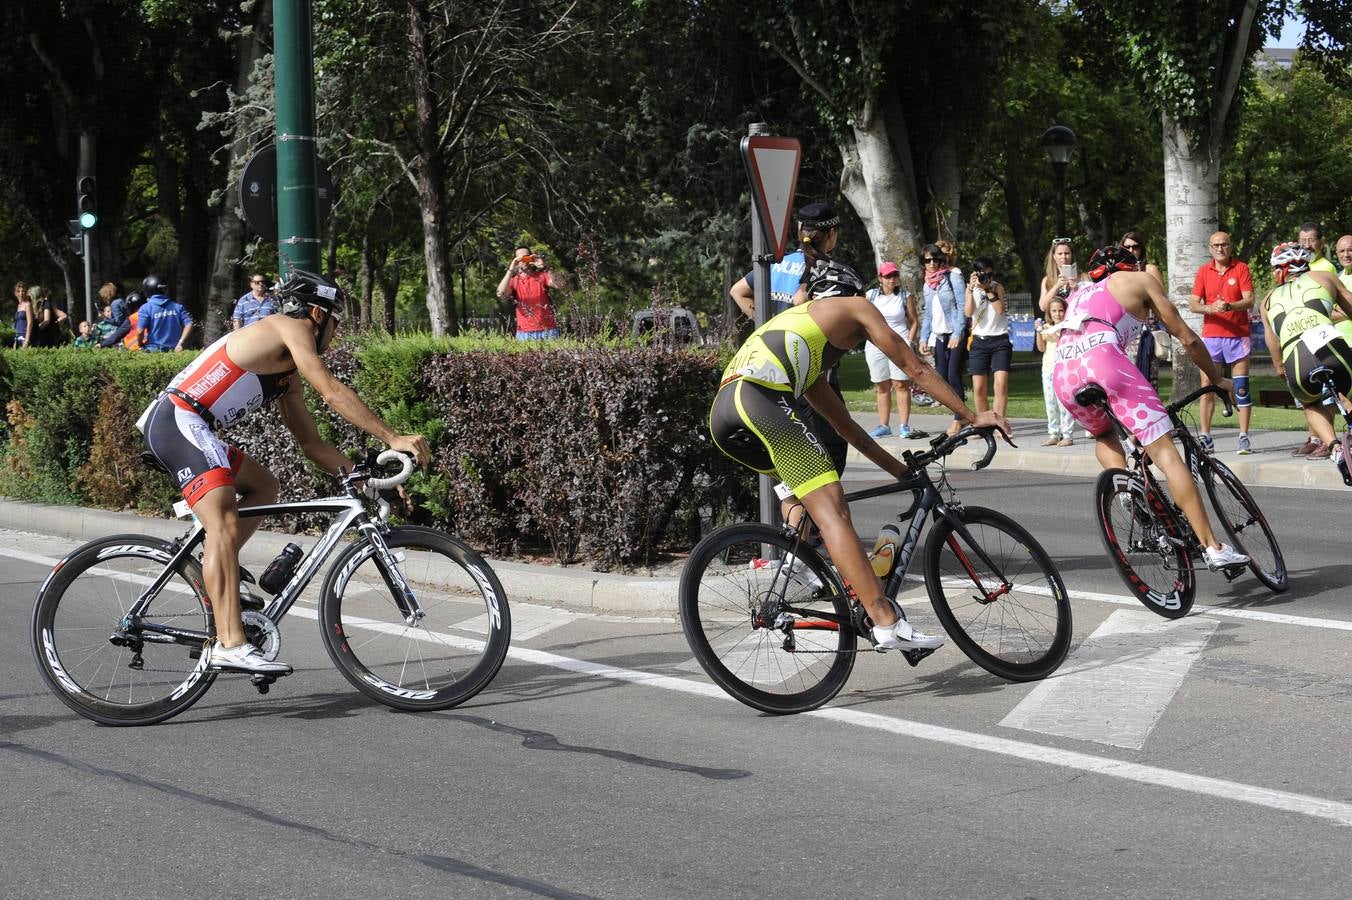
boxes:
[965,257,1012,418]
[919,242,968,436]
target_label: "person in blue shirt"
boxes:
[728,202,842,321]
[136,274,195,352]
[232,273,277,330]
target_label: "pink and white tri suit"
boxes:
[1050,280,1172,446]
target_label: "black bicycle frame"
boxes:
[780,467,1010,627]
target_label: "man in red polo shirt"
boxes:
[496,246,561,340]
[1188,231,1255,455]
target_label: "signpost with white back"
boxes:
[739,125,801,527]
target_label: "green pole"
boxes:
[274,0,321,274]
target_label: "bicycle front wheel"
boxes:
[1203,459,1288,593]
[678,523,855,714]
[319,527,511,711]
[31,534,216,726]
[1095,468,1195,618]
[923,506,1071,681]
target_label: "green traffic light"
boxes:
[79,211,97,229]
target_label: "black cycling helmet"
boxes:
[275,269,346,320]
[141,274,168,296]
[124,290,144,309]
[806,260,864,299]
[1086,245,1141,283]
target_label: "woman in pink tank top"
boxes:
[1051,246,1249,569]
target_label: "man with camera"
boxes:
[496,246,560,340]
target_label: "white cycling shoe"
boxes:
[872,610,945,651]
[1203,542,1249,571]
[207,641,292,675]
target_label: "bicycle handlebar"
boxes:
[365,450,415,490]
[844,425,1003,503]
[1166,383,1233,419]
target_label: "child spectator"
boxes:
[73,320,96,347]
[1035,296,1075,446]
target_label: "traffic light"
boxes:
[67,219,84,257]
[76,175,97,229]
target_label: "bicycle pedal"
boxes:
[1220,563,1247,582]
[902,647,936,667]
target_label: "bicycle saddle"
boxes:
[1074,384,1108,408]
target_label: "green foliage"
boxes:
[0,336,752,566]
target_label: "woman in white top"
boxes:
[1037,237,1086,312]
[864,262,927,439]
[964,256,1012,417]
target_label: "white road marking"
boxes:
[284,606,1352,827]
[11,540,1352,825]
[456,605,575,641]
[999,609,1217,749]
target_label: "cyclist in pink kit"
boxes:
[1052,246,1249,570]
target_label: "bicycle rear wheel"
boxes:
[1202,458,1288,592]
[679,523,855,714]
[1094,468,1195,618]
[31,534,216,726]
[923,506,1071,681]
[319,526,511,711]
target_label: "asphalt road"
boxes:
[3,474,1352,898]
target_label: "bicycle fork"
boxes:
[358,523,424,625]
[931,505,1011,604]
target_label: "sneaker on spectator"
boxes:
[1197,433,1215,454]
[868,424,892,438]
[1292,435,1322,457]
[904,426,928,440]
[1235,433,1253,455]
[1309,440,1333,460]
[1040,435,1059,446]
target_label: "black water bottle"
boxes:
[259,543,303,594]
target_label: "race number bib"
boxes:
[1300,323,1340,355]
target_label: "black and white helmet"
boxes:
[805,260,864,299]
[275,269,346,319]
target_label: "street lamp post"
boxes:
[1041,125,1077,237]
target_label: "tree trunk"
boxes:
[925,129,961,246]
[359,229,374,327]
[407,0,452,336]
[1161,113,1219,401]
[838,90,926,294]
[204,0,271,344]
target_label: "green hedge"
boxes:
[0,336,754,568]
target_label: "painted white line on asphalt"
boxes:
[283,606,1352,827]
[10,542,1352,824]
[999,610,1217,749]
[456,605,575,641]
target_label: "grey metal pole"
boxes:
[746,122,777,529]
[82,232,93,326]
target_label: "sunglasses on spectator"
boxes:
[1051,237,1072,246]
[922,257,943,264]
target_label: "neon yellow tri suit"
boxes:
[709,303,850,498]
[1265,271,1352,402]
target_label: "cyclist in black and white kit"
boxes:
[137,271,430,674]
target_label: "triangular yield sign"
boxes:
[743,136,801,261]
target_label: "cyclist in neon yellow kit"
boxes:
[710,262,1008,651]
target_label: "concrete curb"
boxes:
[0,498,680,618]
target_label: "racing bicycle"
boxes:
[1310,365,1352,486]
[31,451,511,726]
[1081,383,1287,619]
[679,426,1071,715]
